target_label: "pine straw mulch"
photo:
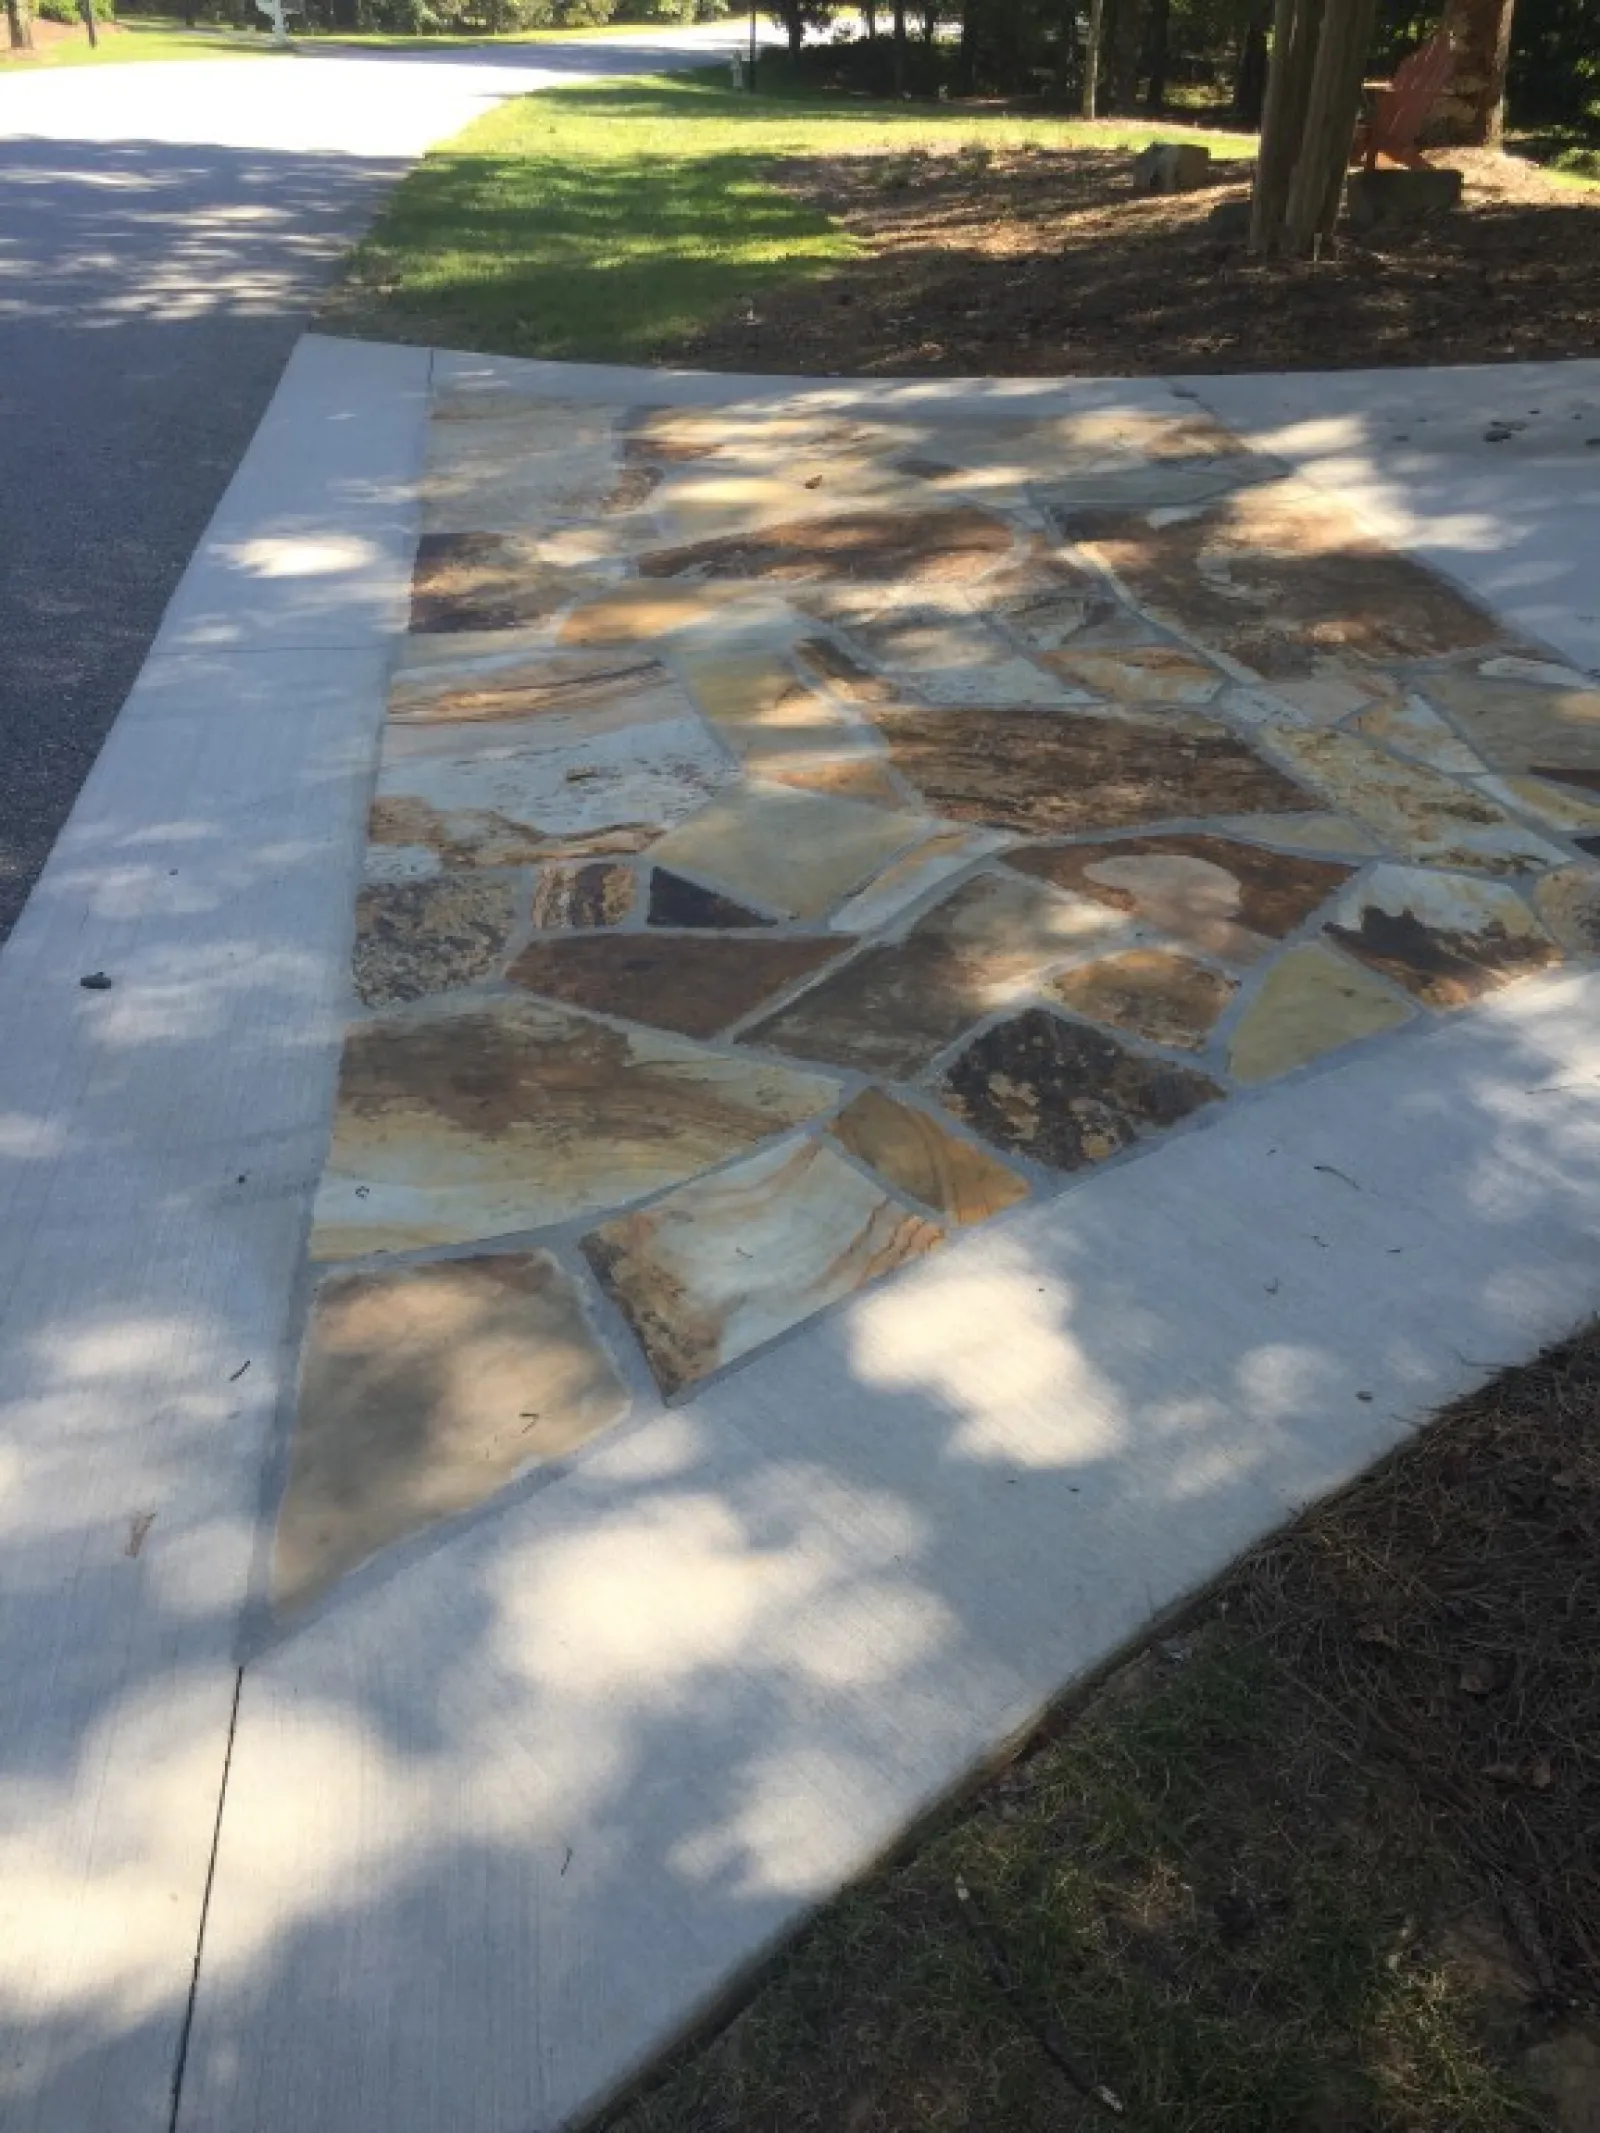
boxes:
[675,139,1600,377]
[603,1324,1600,2133]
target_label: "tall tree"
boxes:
[1081,0,1104,112]
[5,0,33,48]
[1145,0,1171,110]
[891,0,908,90]
[1251,0,1377,255]
[1434,0,1517,143]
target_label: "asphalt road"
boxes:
[0,28,744,943]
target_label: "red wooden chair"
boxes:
[1352,30,1455,171]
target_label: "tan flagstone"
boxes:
[1533,866,1600,955]
[1051,948,1237,1051]
[310,997,839,1259]
[1351,694,1485,774]
[274,1252,628,1610]
[1228,944,1414,1083]
[583,1136,942,1397]
[648,781,936,922]
[829,1087,1027,1224]
[1045,644,1225,706]
[388,645,696,734]
[1413,672,1600,779]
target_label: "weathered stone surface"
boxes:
[1263,727,1564,873]
[1009,834,1352,965]
[791,634,906,704]
[1345,166,1463,231]
[877,705,1313,836]
[1324,866,1561,1007]
[1351,692,1484,773]
[558,582,748,645]
[529,862,636,930]
[508,934,843,1039]
[1533,866,1600,954]
[421,405,620,535]
[1045,644,1225,705]
[985,577,1134,654]
[1475,775,1600,835]
[1132,140,1212,193]
[1413,673,1600,779]
[1228,944,1414,1083]
[829,1087,1027,1224]
[647,869,773,929]
[352,877,516,1009]
[648,782,934,922]
[369,713,736,871]
[1051,948,1237,1051]
[834,603,1063,706]
[829,827,1005,933]
[636,507,1014,586]
[584,1137,942,1397]
[311,998,839,1259]
[388,646,688,730]
[1063,481,1504,671]
[942,1008,1222,1171]
[750,869,1127,1076]
[275,1252,628,1610]
[764,753,912,805]
[410,533,584,635]
[678,648,873,778]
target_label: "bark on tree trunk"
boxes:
[891,0,907,92]
[863,0,877,40]
[1145,0,1170,112]
[1250,0,1318,252]
[1108,0,1145,110]
[1081,0,1104,115]
[1250,0,1374,255]
[1434,0,1516,145]
[1233,3,1270,125]
[5,0,34,49]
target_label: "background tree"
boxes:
[1433,0,1516,142]
[1251,0,1378,254]
[5,0,34,47]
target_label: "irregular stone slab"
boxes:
[833,604,1064,707]
[1208,811,1379,856]
[583,1137,941,1397]
[829,1087,1027,1224]
[311,998,839,1259]
[1533,867,1600,954]
[529,862,636,930]
[1413,672,1600,779]
[1045,645,1225,705]
[1350,692,1483,774]
[1471,775,1600,837]
[678,648,871,778]
[274,1252,628,1612]
[830,827,1005,934]
[648,782,934,922]
[986,568,1150,655]
[647,869,773,929]
[763,753,911,805]
[1009,834,1353,966]
[1051,948,1237,1051]
[750,869,1126,1076]
[369,713,736,871]
[1262,727,1564,873]
[791,635,905,704]
[1324,866,1561,1008]
[558,582,751,646]
[508,934,843,1040]
[388,645,689,731]
[1238,667,1401,725]
[636,507,1014,587]
[422,408,620,535]
[1479,655,1596,690]
[410,533,589,635]
[1228,944,1414,1083]
[352,877,516,1010]
[941,1007,1222,1171]
[1063,481,1504,672]
[877,705,1312,836]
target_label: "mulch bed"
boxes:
[675,138,1600,376]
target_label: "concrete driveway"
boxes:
[0,25,746,942]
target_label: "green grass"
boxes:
[0,12,275,66]
[326,68,1255,362]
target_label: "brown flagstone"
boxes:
[1323,866,1561,1008]
[409,532,582,635]
[508,934,843,1039]
[876,705,1313,838]
[635,507,1014,587]
[941,1008,1223,1172]
[528,862,636,930]
[1533,867,1600,954]
[829,1087,1028,1224]
[647,869,774,929]
[352,876,517,1009]
[1411,673,1600,780]
[1050,948,1237,1051]
[388,648,683,727]
[791,635,907,705]
[1008,835,1354,965]
[274,1252,628,1610]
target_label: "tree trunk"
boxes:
[891,0,907,91]
[1233,3,1269,125]
[80,0,97,45]
[1251,0,1376,255]
[1081,0,1104,115]
[956,0,976,91]
[862,0,876,41]
[1108,0,1144,110]
[1144,0,1169,112]
[1434,0,1516,145]
[5,0,34,49]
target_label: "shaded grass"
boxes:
[599,1327,1600,2133]
[0,13,275,66]
[323,69,1254,362]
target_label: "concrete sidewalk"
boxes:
[2,336,1598,2133]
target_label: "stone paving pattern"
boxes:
[275,388,1600,1606]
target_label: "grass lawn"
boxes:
[322,69,1253,364]
[0,13,275,66]
[600,1327,1600,2133]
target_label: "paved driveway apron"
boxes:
[0,29,731,943]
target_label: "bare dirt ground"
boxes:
[678,140,1600,377]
